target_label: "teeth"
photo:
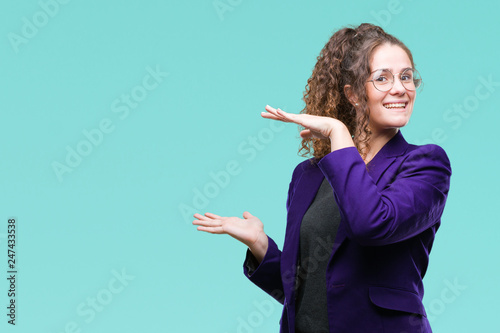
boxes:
[384,103,406,109]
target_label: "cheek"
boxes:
[367,90,386,106]
[409,92,416,103]
[365,84,379,103]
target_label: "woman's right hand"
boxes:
[193,211,269,263]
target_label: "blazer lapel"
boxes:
[366,130,409,184]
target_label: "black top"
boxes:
[295,177,341,333]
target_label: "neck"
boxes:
[361,128,399,164]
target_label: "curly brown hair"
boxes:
[299,23,415,163]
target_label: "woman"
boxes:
[193,23,451,333]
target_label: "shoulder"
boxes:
[291,157,319,178]
[286,158,318,193]
[395,143,452,194]
[403,143,451,172]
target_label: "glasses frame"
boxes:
[367,68,422,92]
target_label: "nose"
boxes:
[390,76,406,95]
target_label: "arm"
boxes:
[243,236,284,304]
[242,159,305,304]
[193,210,284,302]
[260,105,451,246]
[193,161,304,304]
[317,144,451,246]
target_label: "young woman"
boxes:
[193,23,451,333]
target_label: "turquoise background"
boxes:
[1,0,498,332]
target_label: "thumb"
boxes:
[243,211,253,219]
[300,129,312,139]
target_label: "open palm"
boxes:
[193,211,265,249]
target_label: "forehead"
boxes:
[370,43,412,71]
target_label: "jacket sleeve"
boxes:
[242,161,305,304]
[243,236,284,304]
[317,144,451,246]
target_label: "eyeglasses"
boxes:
[367,68,422,92]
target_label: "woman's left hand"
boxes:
[261,105,343,140]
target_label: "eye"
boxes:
[401,74,413,81]
[373,71,391,83]
[400,69,414,81]
[375,76,388,82]
[373,69,394,85]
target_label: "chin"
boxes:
[391,116,411,127]
[378,121,409,132]
[396,119,410,127]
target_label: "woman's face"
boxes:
[365,43,416,135]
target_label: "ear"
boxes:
[344,85,358,106]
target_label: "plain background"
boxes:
[1,0,499,332]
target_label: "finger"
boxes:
[192,218,222,227]
[299,129,313,139]
[264,105,288,118]
[276,109,303,123]
[278,112,324,133]
[262,106,291,122]
[243,211,253,219]
[265,104,278,112]
[300,129,329,140]
[196,226,224,234]
[276,110,313,128]
[193,213,213,221]
[261,111,285,120]
[193,219,209,225]
[205,212,222,219]
[261,113,292,124]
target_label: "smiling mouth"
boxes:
[383,102,407,109]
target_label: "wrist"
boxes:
[248,231,268,264]
[329,123,355,152]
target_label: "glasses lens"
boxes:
[412,69,422,90]
[401,68,422,91]
[372,69,393,91]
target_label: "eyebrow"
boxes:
[371,67,413,73]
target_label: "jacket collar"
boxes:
[369,129,409,159]
[365,130,409,184]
